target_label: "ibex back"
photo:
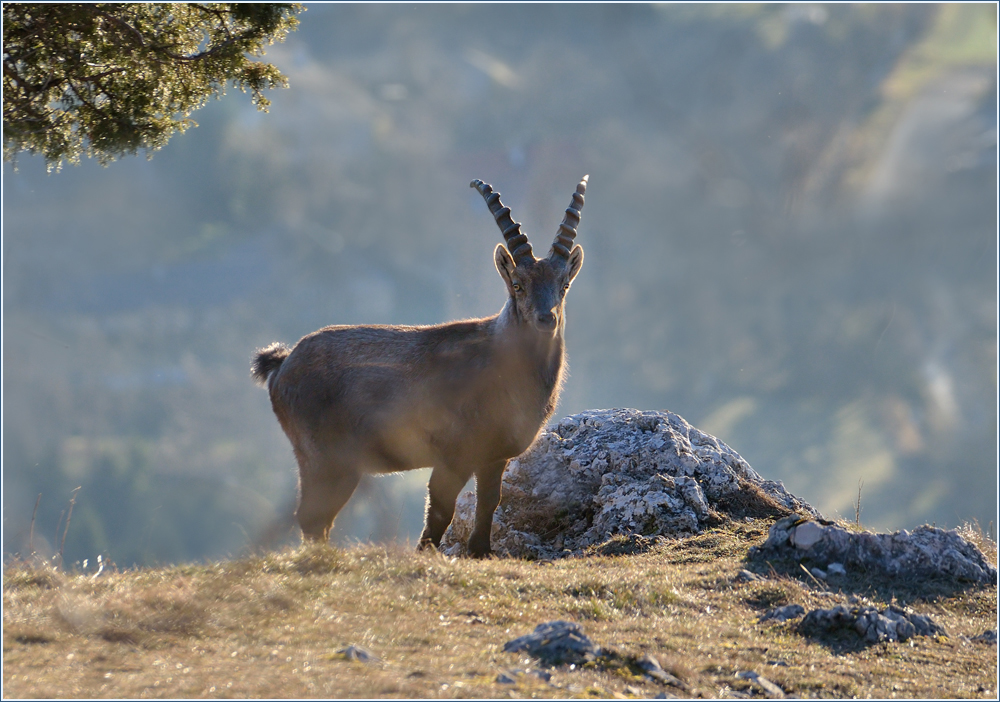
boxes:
[251,176,587,557]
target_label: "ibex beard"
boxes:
[252,176,587,557]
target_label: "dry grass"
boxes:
[3,520,996,699]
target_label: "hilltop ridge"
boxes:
[4,520,996,698]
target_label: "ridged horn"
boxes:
[550,175,588,262]
[471,179,534,264]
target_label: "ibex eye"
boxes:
[512,283,522,292]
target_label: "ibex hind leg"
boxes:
[296,467,361,544]
[468,459,507,558]
[418,466,470,551]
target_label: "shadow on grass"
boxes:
[744,551,993,605]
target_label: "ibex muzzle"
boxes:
[252,176,587,557]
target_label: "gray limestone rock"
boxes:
[759,604,806,623]
[502,620,600,666]
[442,408,818,559]
[750,515,998,586]
[737,671,785,698]
[798,604,946,643]
[637,654,688,689]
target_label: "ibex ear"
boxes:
[495,244,517,294]
[566,245,584,283]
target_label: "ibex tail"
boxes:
[251,342,291,386]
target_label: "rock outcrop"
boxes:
[750,515,998,586]
[798,604,947,644]
[441,407,996,588]
[759,602,950,646]
[441,408,818,559]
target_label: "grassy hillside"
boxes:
[3,520,996,699]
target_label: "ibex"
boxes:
[251,176,588,557]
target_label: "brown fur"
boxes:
[252,178,588,557]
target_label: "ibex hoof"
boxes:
[300,531,331,545]
[468,535,492,559]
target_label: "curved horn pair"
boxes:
[471,175,588,265]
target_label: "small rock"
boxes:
[734,569,760,583]
[900,609,946,637]
[971,630,997,644]
[810,567,827,580]
[336,645,380,663]
[737,671,785,698]
[790,520,827,550]
[826,562,846,576]
[798,604,946,644]
[759,604,805,623]
[636,654,687,689]
[495,672,517,684]
[503,620,600,665]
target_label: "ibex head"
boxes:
[471,176,587,333]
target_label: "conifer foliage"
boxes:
[3,3,302,170]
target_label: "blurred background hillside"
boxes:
[3,3,997,567]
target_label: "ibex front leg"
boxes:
[467,459,507,558]
[418,466,469,551]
